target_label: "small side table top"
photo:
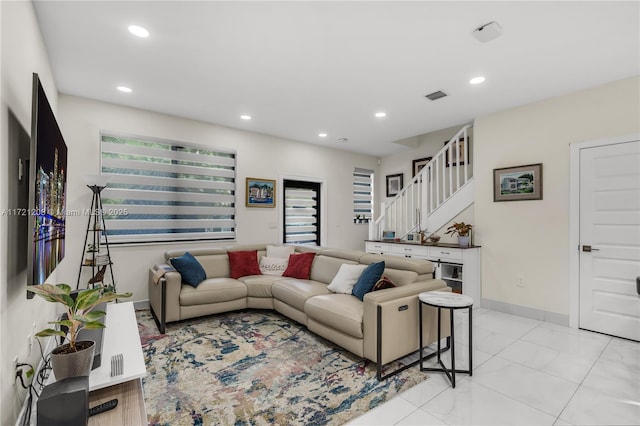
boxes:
[419,292,473,308]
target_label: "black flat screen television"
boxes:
[26,73,68,296]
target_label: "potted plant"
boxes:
[27,283,132,379]
[445,222,473,246]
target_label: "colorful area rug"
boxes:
[137,309,427,425]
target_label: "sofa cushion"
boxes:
[352,261,385,301]
[309,255,358,284]
[259,256,289,276]
[197,254,231,279]
[170,252,206,287]
[327,264,367,294]
[380,268,419,286]
[305,294,364,338]
[179,278,247,306]
[228,250,261,279]
[272,279,331,311]
[360,253,433,275]
[283,252,316,279]
[241,275,282,298]
[266,244,296,259]
[373,276,396,291]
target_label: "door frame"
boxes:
[568,133,640,329]
[278,174,327,245]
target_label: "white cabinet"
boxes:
[365,240,481,307]
[390,244,429,258]
[365,241,391,254]
[428,247,463,262]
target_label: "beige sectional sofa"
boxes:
[148,244,451,379]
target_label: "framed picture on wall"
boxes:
[246,178,276,207]
[386,173,403,197]
[412,156,433,177]
[493,163,543,201]
[444,137,470,167]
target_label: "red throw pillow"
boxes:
[282,252,316,279]
[228,250,262,279]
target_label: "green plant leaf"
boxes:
[75,288,102,310]
[56,283,72,293]
[35,328,66,338]
[84,311,106,322]
[83,321,106,329]
[53,319,74,328]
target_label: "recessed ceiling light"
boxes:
[469,76,486,85]
[128,25,149,38]
[318,133,327,138]
[375,112,387,118]
[117,86,132,93]
[240,115,251,120]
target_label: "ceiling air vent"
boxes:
[425,91,447,101]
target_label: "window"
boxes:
[353,168,374,221]
[100,133,235,244]
[283,179,320,245]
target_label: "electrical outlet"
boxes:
[517,276,525,287]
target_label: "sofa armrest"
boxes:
[363,279,451,364]
[148,267,183,333]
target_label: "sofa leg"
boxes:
[375,305,449,381]
[150,278,167,334]
[150,304,165,334]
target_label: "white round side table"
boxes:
[418,291,473,388]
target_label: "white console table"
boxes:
[365,240,481,307]
[41,301,147,425]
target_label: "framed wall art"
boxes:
[444,137,470,167]
[246,177,276,207]
[386,173,403,197]
[493,163,543,202]
[412,156,433,177]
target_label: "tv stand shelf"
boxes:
[40,302,147,424]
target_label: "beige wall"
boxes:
[0,2,60,424]
[473,76,640,316]
[55,95,378,304]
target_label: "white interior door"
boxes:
[579,139,640,341]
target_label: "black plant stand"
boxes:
[76,184,115,291]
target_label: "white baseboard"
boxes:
[481,298,569,327]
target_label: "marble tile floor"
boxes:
[348,308,640,426]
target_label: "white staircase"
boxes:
[370,125,474,240]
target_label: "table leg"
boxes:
[419,301,424,370]
[450,308,456,388]
[469,306,473,376]
[436,306,442,362]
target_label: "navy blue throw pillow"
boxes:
[170,252,207,288]
[352,261,385,301]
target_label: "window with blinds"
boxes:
[353,168,374,222]
[100,133,236,244]
[283,180,320,245]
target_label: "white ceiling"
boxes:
[33,1,639,157]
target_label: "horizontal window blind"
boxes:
[100,133,235,244]
[284,182,319,245]
[353,168,373,220]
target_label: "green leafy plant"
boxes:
[27,284,132,352]
[445,222,473,237]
